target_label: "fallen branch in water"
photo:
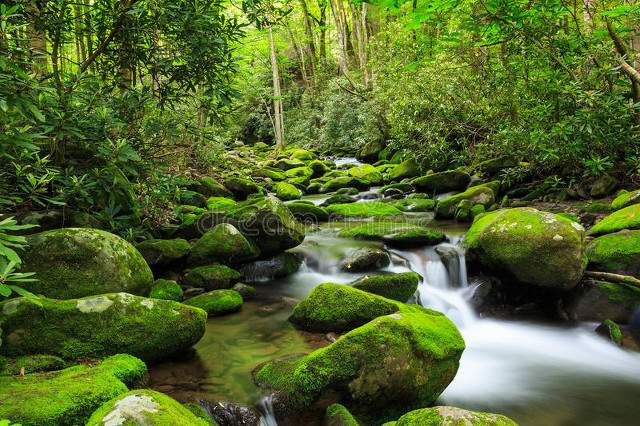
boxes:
[583,271,640,289]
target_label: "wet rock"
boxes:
[183,290,242,317]
[388,158,421,181]
[232,283,257,300]
[136,238,191,267]
[286,203,330,223]
[188,223,260,267]
[339,222,445,247]
[351,272,420,302]
[386,406,517,426]
[413,170,471,194]
[595,319,623,346]
[340,247,391,272]
[348,165,383,185]
[200,400,259,426]
[357,140,386,163]
[182,265,241,290]
[588,204,640,236]
[320,177,369,193]
[309,160,331,178]
[275,182,302,201]
[149,279,183,301]
[612,189,640,211]
[564,279,640,323]
[326,201,402,219]
[225,176,262,200]
[586,230,640,277]
[322,194,357,206]
[240,252,303,281]
[435,186,495,219]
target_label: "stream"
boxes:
[149,190,640,425]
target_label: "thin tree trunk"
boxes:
[26,1,48,73]
[268,21,285,149]
[319,5,327,61]
[299,0,317,69]
[84,0,94,72]
[75,4,86,65]
[51,1,68,88]
[329,0,356,86]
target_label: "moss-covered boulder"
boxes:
[322,194,357,206]
[379,183,414,194]
[286,203,330,223]
[273,159,306,171]
[188,223,260,267]
[289,149,317,161]
[0,354,65,376]
[182,265,241,290]
[586,230,640,277]
[324,404,359,426]
[339,223,446,247]
[0,294,206,361]
[435,186,495,219]
[225,176,262,200]
[20,228,153,300]
[326,201,403,219]
[206,196,237,211]
[413,170,471,194]
[587,204,640,236]
[590,174,619,199]
[388,159,421,181]
[149,279,183,301]
[351,272,420,302]
[232,283,257,300]
[469,156,517,177]
[239,252,302,281]
[348,164,383,185]
[386,406,518,426]
[183,289,242,317]
[0,354,148,426]
[320,176,369,193]
[192,177,233,198]
[136,239,191,267]
[309,160,331,177]
[392,199,437,212]
[612,189,640,210]
[357,140,386,163]
[340,247,391,272]
[7,209,102,235]
[255,307,464,418]
[564,279,640,323]
[197,196,305,255]
[284,166,314,181]
[254,167,287,182]
[180,190,207,208]
[175,205,208,220]
[464,208,587,291]
[86,389,209,426]
[275,182,302,201]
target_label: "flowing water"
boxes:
[149,212,640,425]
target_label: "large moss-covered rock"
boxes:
[6,209,102,235]
[225,176,262,200]
[0,354,66,376]
[286,203,330,223]
[0,294,206,361]
[340,247,391,272]
[182,265,241,290]
[275,182,302,201]
[86,389,209,426]
[357,140,386,163]
[612,189,640,210]
[587,204,640,236]
[284,166,314,182]
[464,208,587,291]
[183,289,243,317]
[149,279,183,301]
[586,230,640,277]
[326,201,402,218]
[435,186,495,219]
[188,223,260,267]
[387,406,518,426]
[388,159,421,181]
[255,308,464,417]
[197,196,305,255]
[339,222,446,247]
[0,354,148,426]
[136,239,191,266]
[320,176,369,193]
[309,160,331,177]
[322,194,357,206]
[180,190,207,208]
[413,170,471,194]
[289,149,317,161]
[324,404,359,426]
[564,279,640,323]
[192,177,233,198]
[273,159,306,171]
[206,196,237,211]
[469,156,517,176]
[351,272,420,302]
[348,165,383,185]
[20,228,153,299]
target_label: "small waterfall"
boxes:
[257,395,278,426]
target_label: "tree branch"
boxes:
[335,79,368,101]
[584,271,640,290]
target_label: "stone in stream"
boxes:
[587,204,640,236]
[324,404,359,426]
[322,194,357,206]
[384,406,518,426]
[339,222,446,247]
[136,238,191,266]
[392,198,437,212]
[595,319,623,346]
[351,272,420,303]
[320,176,369,193]
[387,158,421,181]
[326,201,403,219]
[275,182,302,201]
[0,354,148,426]
[435,185,495,219]
[309,159,331,177]
[340,247,391,273]
[182,265,241,290]
[357,140,386,163]
[586,230,640,277]
[612,189,640,210]
[286,202,330,223]
[224,176,263,200]
[183,289,243,317]
[149,279,183,301]
[86,389,210,426]
[195,196,305,256]
[0,293,206,362]
[412,170,471,194]
[199,399,259,425]
[348,164,383,185]
[19,228,153,300]
[188,223,260,267]
[563,279,640,323]
[239,252,303,281]
[253,308,464,419]
[464,208,587,291]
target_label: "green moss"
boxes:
[351,272,420,302]
[182,265,241,290]
[174,205,208,220]
[586,230,640,276]
[412,170,471,193]
[0,294,207,362]
[183,290,242,317]
[284,166,314,181]
[326,201,403,218]
[179,191,207,208]
[309,160,331,177]
[379,183,414,194]
[435,186,495,219]
[476,180,501,198]
[340,247,391,272]
[195,177,234,198]
[602,319,623,345]
[464,208,587,290]
[469,156,517,176]
[136,239,191,266]
[231,283,257,300]
[289,149,317,161]
[325,404,359,426]
[612,189,640,210]
[188,223,260,267]
[20,228,154,299]
[276,182,302,201]
[320,176,368,193]
[588,204,640,236]
[149,279,183,301]
[558,212,580,223]
[286,203,330,222]
[348,164,383,185]
[388,159,421,181]
[357,140,386,163]
[322,194,356,206]
[184,403,220,425]
[392,406,518,426]
[339,222,445,247]
[0,354,65,376]
[206,196,237,211]
[0,354,147,426]
[391,199,437,212]
[86,389,209,426]
[225,176,262,200]
[582,202,613,214]
[594,282,640,307]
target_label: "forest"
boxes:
[2,0,640,425]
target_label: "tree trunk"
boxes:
[299,0,317,69]
[318,4,327,61]
[84,0,94,72]
[269,21,285,149]
[26,1,48,73]
[329,0,356,86]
